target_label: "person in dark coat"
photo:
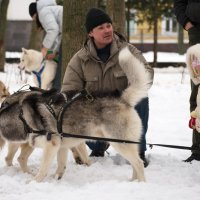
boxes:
[174,0,200,162]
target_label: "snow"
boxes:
[0,53,200,200]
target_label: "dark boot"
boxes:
[184,153,200,162]
[87,142,110,157]
[140,152,149,168]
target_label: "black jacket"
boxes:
[174,0,200,28]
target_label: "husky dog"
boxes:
[0,88,90,176]
[0,47,150,182]
[0,81,31,171]
[19,48,57,90]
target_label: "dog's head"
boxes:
[18,48,43,72]
[0,81,10,104]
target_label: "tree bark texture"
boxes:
[106,0,126,37]
[61,0,98,80]
[0,0,9,71]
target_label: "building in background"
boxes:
[5,0,33,53]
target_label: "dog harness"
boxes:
[32,61,45,88]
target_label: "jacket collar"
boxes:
[78,32,127,62]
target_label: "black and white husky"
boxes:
[0,47,150,182]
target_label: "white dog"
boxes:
[19,48,57,90]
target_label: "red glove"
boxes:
[189,117,196,129]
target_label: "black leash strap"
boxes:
[61,132,194,151]
[61,132,140,144]
[148,143,193,150]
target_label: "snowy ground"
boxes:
[0,63,200,200]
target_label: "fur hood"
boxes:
[186,44,200,85]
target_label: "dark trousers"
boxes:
[188,25,200,154]
[86,97,149,154]
[52,45,62,90]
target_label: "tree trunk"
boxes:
[0,0,9,71]
[153,18,158,68]
[106,0,126,36]
[126,1,131,42]
[62,0,98,81]
[152,2,158,68]
[178,24,184,55]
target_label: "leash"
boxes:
[60,132,194,151]
[55,90,195,151]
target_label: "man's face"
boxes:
[89,23,113,49]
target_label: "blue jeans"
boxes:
[86,97,149,153]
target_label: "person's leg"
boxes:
[52,46,62,90]
[135,97,149,167]
[185,82,200,161]
[86,141,110,157]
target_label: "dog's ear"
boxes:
[22,48,27,54]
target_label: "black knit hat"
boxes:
[29,2,37,17]
[85,8,112,33]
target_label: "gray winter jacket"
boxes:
[37,0,63,53]
[62,33,153,93]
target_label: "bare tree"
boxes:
[0,0,9,71]
[61,0,98,80]
[106,0,126,36]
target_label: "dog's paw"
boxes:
[85,159,92,166]
[5,158,13,166]
[54,173,63,180]
[34,173,46,182]
[54,168,65,180]
[23,168,34,175]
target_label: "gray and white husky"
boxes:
[0,47,150,182]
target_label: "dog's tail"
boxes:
[119,47,151,106]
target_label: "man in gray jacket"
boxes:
[174,0,200,162]
[62,8,154,167]
[29,0,63,89]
